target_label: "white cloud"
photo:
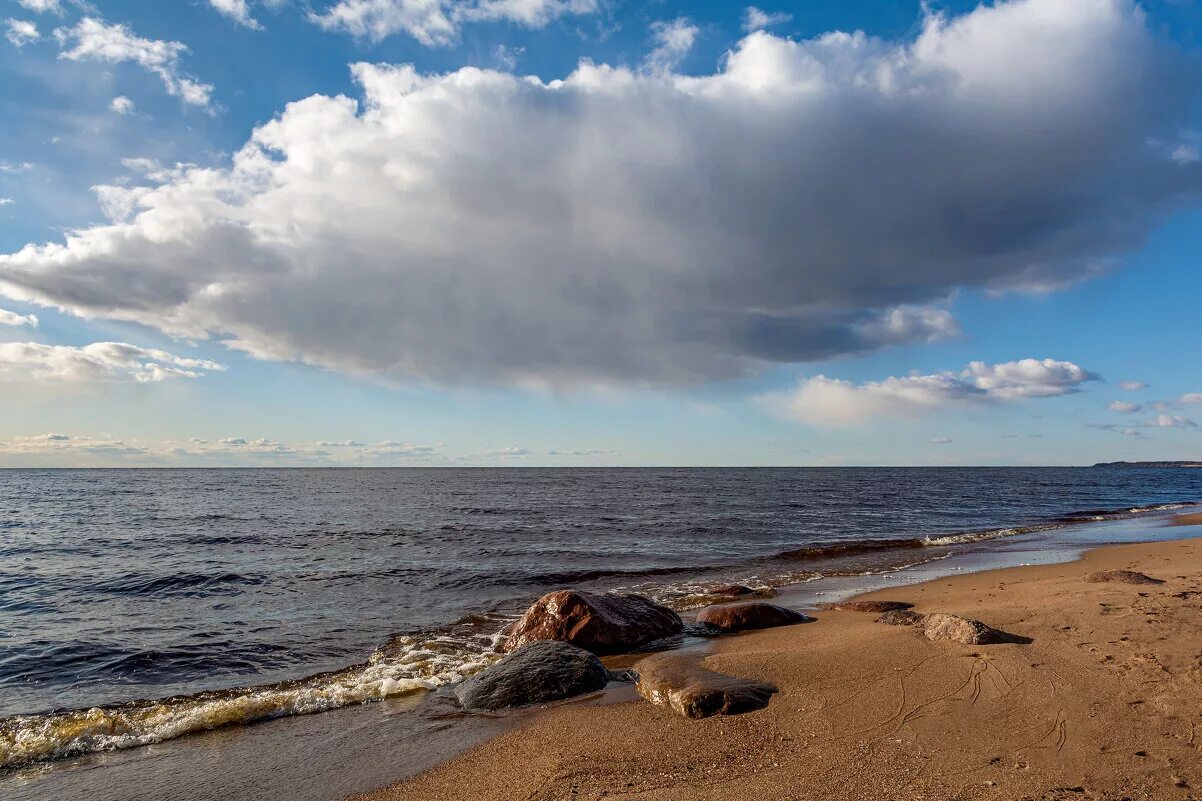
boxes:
[1149,414,1198,429]
[1108,400,1141,414]
[0,161,33,173]
[0,308,37,326]
[1117,380,1148,391]
[311,0,597,46]
[2,0,1198,388]
[646,17,698,72]
[54,18,214,108]
[5,18,39,46]
[1171,144,1200,165]
[492,43,523,71]
[929,437,952,444]
[0,198,13,207]
[109,95,135,114]
[1181,393,1202,405]
[0,341,224,383]
[742,6,791,32]
[765,358,1099,425]
[209,0,262,29]
[16,0,64,14]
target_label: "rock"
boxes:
[455,641,612,710]
[1084,570,1164,585]
[695,602,813,632]
[920,613,1026,645]
[827,600,914,613]
[504,590,683,654]
[877,611,1028,644]
[877,609,926,626]
[634,653,777,719]
[710,584,766,598]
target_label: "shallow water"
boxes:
[1,467,1200,797]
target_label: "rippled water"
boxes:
[1,467,1200,771]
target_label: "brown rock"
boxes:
[634,653,777,719]
[877,609,926,626]
[920,613,1026,645]
[504,590,683,654]
[827,600,914,613]
[1084,570,1164,585]
[695,602,812,632]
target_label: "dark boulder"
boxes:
[455,641,612,711]
[504,590,683,654]
[695,601,812,632]
[634,653,777,719]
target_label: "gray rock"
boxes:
[456,640,612,711]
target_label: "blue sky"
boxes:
[0,0,1200,466]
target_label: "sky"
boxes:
[0,0,1200,467]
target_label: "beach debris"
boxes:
[455,641,613,711]
[876,611,1029,644]
[634,653,777,719]
[504,590,683,654]
[1084,570,1164,585]
[826,600,914,613]
[695,601,813,632]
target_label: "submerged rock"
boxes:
[1084,570,1164,585]
[695,601,812,632]
[709,584,774,599]
[827,600,914,613]
[504,590,683,654]
[456,641,612,711]
[634,653,777,719]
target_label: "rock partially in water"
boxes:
[827,600,914,613]
[455,641,612,711]
[877,609,926,626]
[1084,570,1164,585]
[695,601,812,632]
[710,584,774,599]
[634,653,777,719]
[504,590,683,654]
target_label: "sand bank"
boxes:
[364,534,1202,801]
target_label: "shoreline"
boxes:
[5,508,1201,801]
[365,528,1202,800]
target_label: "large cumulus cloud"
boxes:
[1,0,1198,387]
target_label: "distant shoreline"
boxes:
[1092,461,1202,468]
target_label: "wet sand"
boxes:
[364,532,1202,801]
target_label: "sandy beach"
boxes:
[365,534,1202,801]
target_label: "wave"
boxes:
[0,615,511,771]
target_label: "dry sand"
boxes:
[362,536,1202,801]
